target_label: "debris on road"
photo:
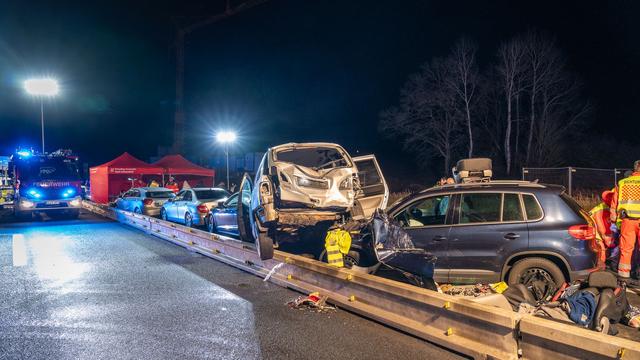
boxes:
[624,305,640,328]
[264,263,285,282]
[287,292,336,313]
[439,283,491,297]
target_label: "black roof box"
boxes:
[453,158,492,183]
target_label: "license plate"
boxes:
[45,201,59,205]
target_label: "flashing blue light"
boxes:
[62,188,76,198]
[17,150,32,157]
[28,189,42,198]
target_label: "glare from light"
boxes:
[70,199,82,207]
[28,189,42,198]
[24,78,59,96]
[17,150,32,157]
[63,188,76,198]
[20,200,35,208]
[215,131,237,144]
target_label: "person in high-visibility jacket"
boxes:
[324,229,352,267]
[165,176,179,193]
[610,160,640,279]
[589,190,615,268]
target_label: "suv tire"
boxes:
[507,257,565,298]
[256,229,274,260]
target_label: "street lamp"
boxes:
[24,78,59,153]
[215,131,237,190]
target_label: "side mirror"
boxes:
[217,200,225,208]
[168,198,174,202]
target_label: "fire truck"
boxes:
[11,149,82,219]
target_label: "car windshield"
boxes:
[195,189,230,200]
[146,191,174,199]
[275,147,349,170]
[18,158,80,181]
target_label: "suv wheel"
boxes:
[507,257,565,300]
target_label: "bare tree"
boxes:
[523,30,562,164]
[380,59,464,174]
[446,38,479,158]
[531,75,591,166]
[496,37,526,174]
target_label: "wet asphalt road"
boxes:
[0,211,464,360]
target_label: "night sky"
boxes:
[1,0,639,181]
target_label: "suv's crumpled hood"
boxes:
[277,162,355,209]
[367,209,436,279]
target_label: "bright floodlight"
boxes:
[216,131,237,143]
[24,78,59,96]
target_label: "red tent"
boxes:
[89,152,164,203]
[153,154,215,187]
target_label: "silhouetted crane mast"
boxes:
[173,0,267,153]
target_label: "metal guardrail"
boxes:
[83,201,640,360]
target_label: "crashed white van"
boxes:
[237,142,388,260]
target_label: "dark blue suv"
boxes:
[386,181,599,293]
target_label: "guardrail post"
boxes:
[568,167,573,197]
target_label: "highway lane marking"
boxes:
[12,234,27,267]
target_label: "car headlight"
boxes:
[20,200,35,208]
[69,198,82,207]
[295,176,328,189]
[339,176,353,190]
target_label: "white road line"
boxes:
[12,234,27,267]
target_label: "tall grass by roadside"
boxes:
[387,191,413,208]
[572,192,600,211]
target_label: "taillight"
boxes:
[197,204,208,214]
[568,225,595,241]
[143,198,153,206]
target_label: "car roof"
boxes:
[270,142,345,152]
[136,187,172,191]
[190,187,228,191]
[420,180,565,194]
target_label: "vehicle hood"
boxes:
[276,162,356,209]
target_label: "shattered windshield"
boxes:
[275,147,350,170]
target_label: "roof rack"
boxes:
[423,180,548,192]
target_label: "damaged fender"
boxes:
[367,209,436,279]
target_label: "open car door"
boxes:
[236,174,254,243]
[237,173,274,260]
[353,155,389,218]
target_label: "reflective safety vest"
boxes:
[589,202,613,246]
[324,229,352,268]
[616,175,640,219]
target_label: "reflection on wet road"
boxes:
[0,212,463,359]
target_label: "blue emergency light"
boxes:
[62,188,76,198]
[28,189,42,199]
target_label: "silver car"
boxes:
[160,187,230,227]
[238,142,389,260]
[115,187,175,216]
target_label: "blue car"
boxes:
[206,192,239,237]
[115,187,175,216]
[385,180,599,297]
[161,188,230,227]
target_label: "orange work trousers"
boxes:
[618,218,640,278]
